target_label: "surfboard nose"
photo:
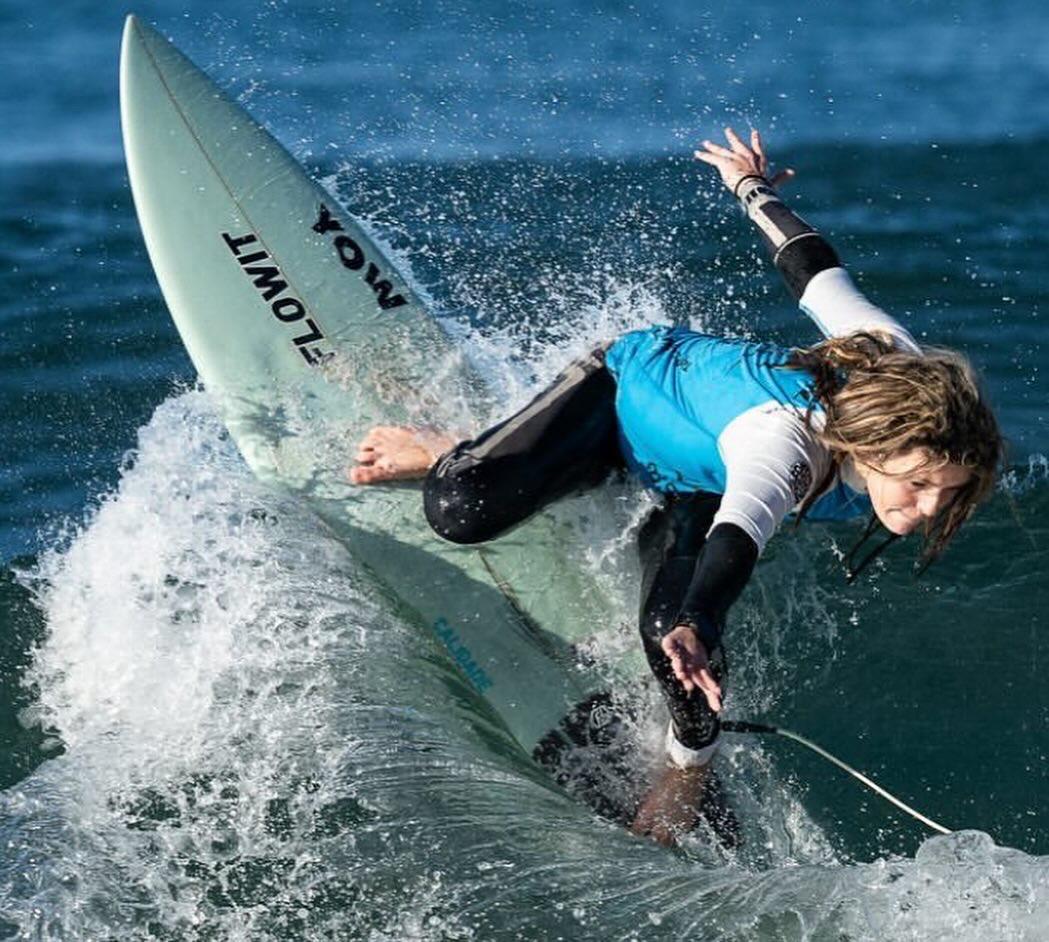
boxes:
[120,15,149,88]
[121,14,180,81]
[122,14,142,57]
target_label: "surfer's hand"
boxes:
[661,624,722,713]
[694,126,795,193]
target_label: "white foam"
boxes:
[4,390,407,934]
[4,323,1048,940]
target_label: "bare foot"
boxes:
[630,762,710,847]
[348,425,459,485]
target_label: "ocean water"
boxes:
[2,1,1049,938]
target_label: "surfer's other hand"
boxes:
[694,126,795,193]
[661,624,722,713]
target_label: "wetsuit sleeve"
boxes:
[672,523,758,648]
[735,176,921,353]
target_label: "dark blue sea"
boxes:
[3,1,1049,938]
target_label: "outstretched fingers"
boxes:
[698,138,736,160]
[723,125,751,156]
[750,128,767,174]
[693,126,762,191]
[695,125,797,194]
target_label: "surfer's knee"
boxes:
[424,492,495,544]
[423,458,498,544]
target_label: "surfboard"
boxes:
[119,15,637,770]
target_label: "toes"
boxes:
[350,464,389,485]
[349,459,403,485]
[354,425,405,462]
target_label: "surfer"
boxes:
[349,128,1002,846]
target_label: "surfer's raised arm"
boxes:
[696,127,920,353]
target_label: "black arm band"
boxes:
[735,177,841,300]
[674,522,759,648]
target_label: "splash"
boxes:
[1000,453,1049,496]
[3,353,1048,940]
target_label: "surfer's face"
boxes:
[856,449,973,536]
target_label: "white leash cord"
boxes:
[722,720,953,835]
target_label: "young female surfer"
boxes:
[349,128,1002,846]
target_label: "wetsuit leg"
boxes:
[424,345,622,544]
[637,491,726,757]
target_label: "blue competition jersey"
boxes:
[605,326,871,524]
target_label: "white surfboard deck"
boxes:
[119,15,637,756]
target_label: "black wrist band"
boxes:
[732,173,770,198]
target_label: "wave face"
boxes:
[3,1,1049,938]
[4,389,1049,940]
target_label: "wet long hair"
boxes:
[790,332,1003,568]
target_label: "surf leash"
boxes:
[722,720,953,835]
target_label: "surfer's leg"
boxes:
[632,492,738,846]
[637,491,726,762]
[423,345,622,544]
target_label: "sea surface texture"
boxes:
[2,1,1049,939]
